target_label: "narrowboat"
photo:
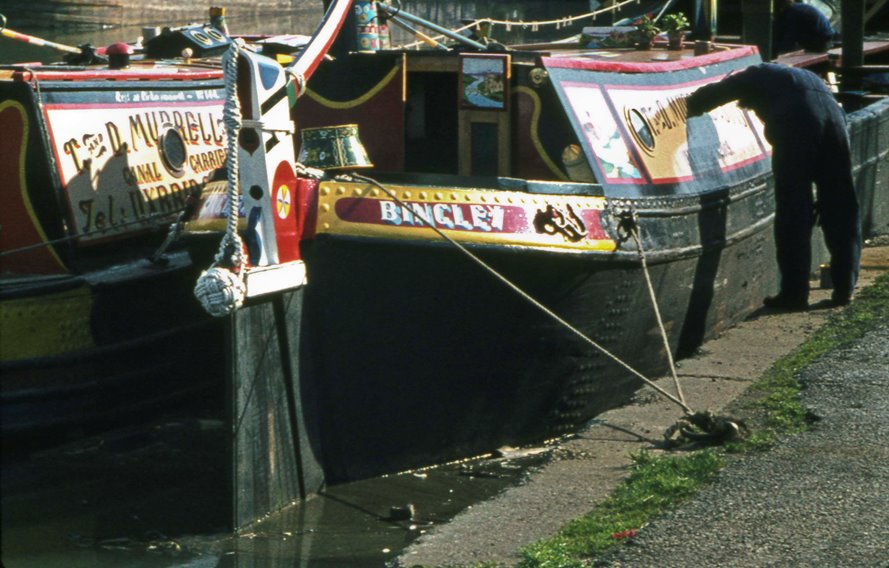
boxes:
[3,1,887,490]
[197,1,888,485]
[0,41,237,438]
[289,28,781,483]
[0,0,360,442]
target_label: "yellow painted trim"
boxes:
[0,284,95,361]
[305,65,401,109]
[513,86,569,181]
[1,100,66,270]
[402,53,407,103]
[316,180,615,253]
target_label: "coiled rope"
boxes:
[194,41,247,317]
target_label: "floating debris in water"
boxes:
[388,504,416,521]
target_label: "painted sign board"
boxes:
[315,181,616,252]
[41,84,226,243]
[543,47,772,197]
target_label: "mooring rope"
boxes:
[342,172,694,416]
[624,210,686,406]
[0,208,187,258]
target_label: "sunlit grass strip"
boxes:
[519,449,724,567]
[519,271,889,567]
[737,270,889,450]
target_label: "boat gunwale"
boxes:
[311,173,774,262]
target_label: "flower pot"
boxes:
[668,32,685,51]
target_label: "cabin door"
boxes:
[404,60,511,177]
[404,71,459,173]
[458,110,510,177]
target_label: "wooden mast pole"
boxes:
[841,0,866,92]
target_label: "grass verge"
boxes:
[518,271,889,568]
[735,270,889,451]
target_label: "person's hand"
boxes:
[685,94,704,118]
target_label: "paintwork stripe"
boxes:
[0,284,95,361]
[265,133,281,153]
[541,46,758,73]
[0,100,67,272]
[314,181,615,252]
[260,85,288,116]
[306,65,401,109]
[513,86,569,181]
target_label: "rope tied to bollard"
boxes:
[337,172,748,446]
[614,208,748,447]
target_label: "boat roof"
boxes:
[0,61,224,83]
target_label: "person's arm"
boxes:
[686,67,755,117]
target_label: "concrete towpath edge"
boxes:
[396,241,889,568]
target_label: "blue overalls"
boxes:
[687,63,861,305]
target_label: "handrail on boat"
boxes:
[285,0,353,86]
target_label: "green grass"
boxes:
[735,271,889,451]
[518,271,889,568]
[519,450,723,567]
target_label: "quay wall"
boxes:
[811,95,889,272]
[849,96,889,238]
[0,0,304,29]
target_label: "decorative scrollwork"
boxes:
[533,203,588,242]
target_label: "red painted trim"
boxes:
[542,45,759,74]
[719,153,767,174]
[41,100,223,111]
[12,68,223,82]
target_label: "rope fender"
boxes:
[194,41,247,317]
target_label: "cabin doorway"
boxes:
[404,71,458,174]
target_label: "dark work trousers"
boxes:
[770,105,861,301]
[686,63,862,302]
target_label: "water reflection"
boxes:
[0,0,597,64]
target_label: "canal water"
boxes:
[1,2,591,567]
[2,412,552,567]
[0,1,597,64]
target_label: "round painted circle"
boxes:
[275,185,292,219]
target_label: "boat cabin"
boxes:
[294,41,774,200]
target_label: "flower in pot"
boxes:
[633,15,660,50]
[661,12,689,50]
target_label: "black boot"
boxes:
[763,293,808,311]
[831,289,851,306]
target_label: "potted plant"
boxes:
[633,15,660,50]
[661,12,689,50]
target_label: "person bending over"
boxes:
[686,62,861,310]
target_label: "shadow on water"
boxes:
[2,412,551,568]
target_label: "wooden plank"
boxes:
[230,289,325,531]
[407,56,460,73]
